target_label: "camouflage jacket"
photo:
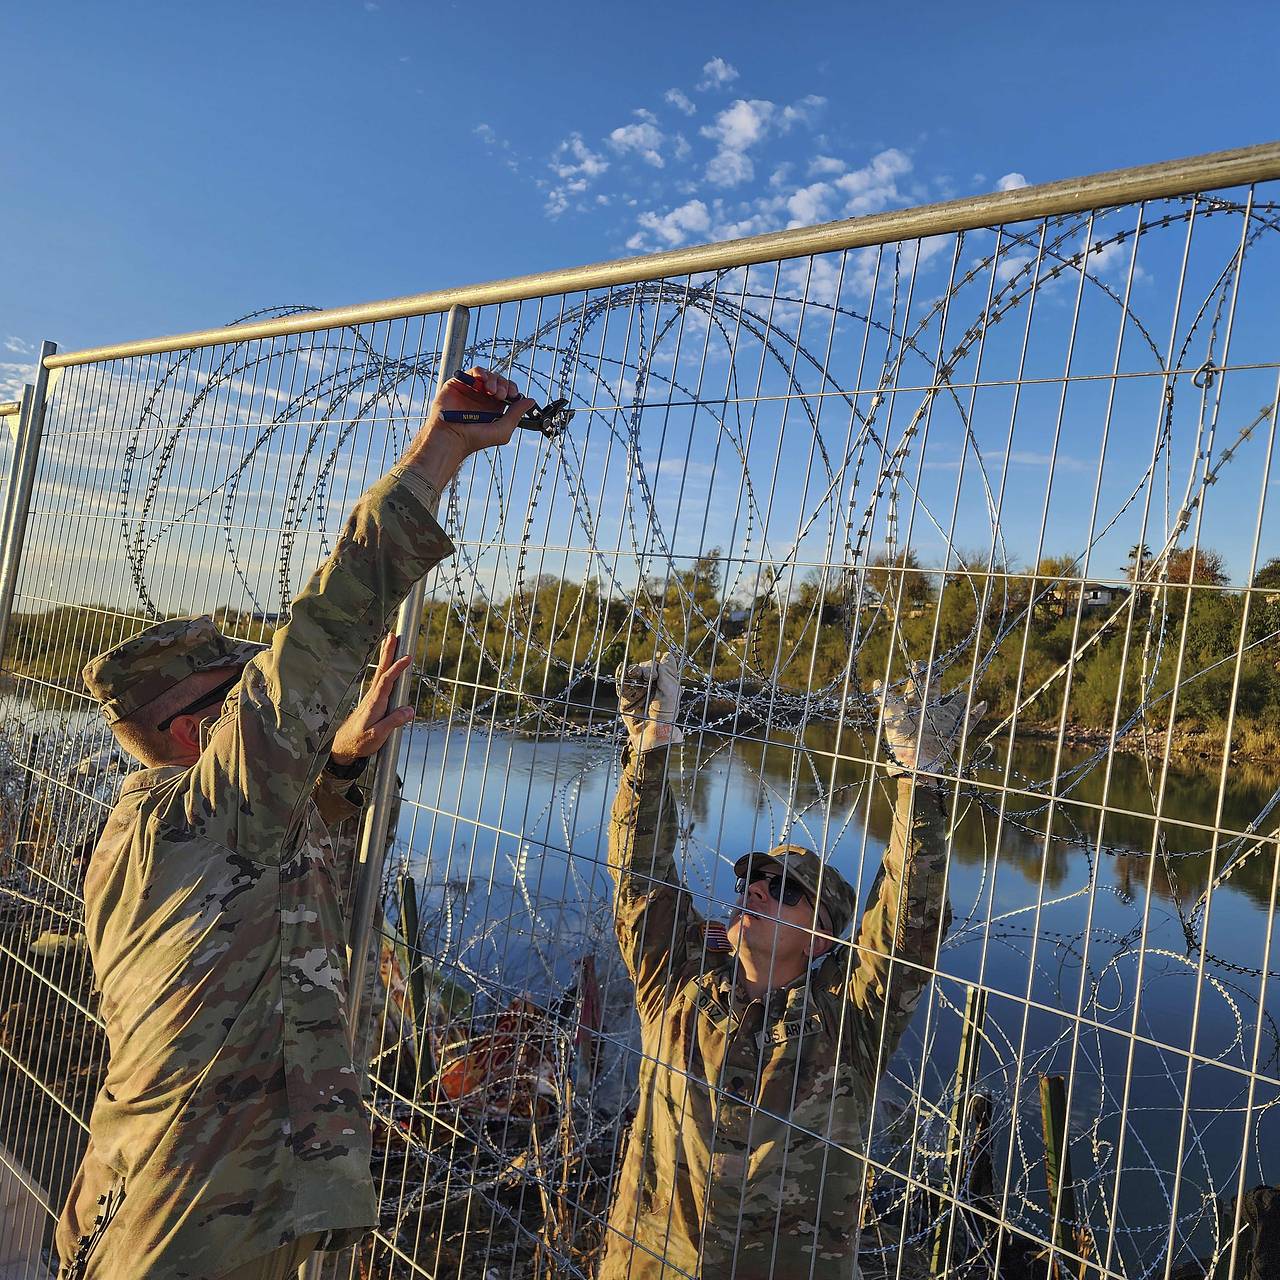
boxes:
[56,467,452,1280]
[600,746,951,1280]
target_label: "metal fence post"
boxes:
[345,303,470,1028]
[297,306,470,1280]
[0,341,57,663]
[0,384,33,601]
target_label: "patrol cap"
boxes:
[83,615,264,725]
[733,843,857,939]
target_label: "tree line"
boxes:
[6,547,1278,756]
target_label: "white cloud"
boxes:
[701,98,775,187]
[785,181,833,227]
[626,199,712,251]
[707,147,755,187]
[0,361,34,401]
[702,98,774,152]
[997,171,1029,191]
[900,234,951,274]
[779,95,826,129]
[672,133,691,161]
[545,133,610,216]
[699,95,828,190]
[4,337,33,355]
[697,57,739,91]
[551,132,608,181]
[474,122,520,174]
[1081,235,1147,282]
[809,155,845,177]
[665,88,696,116]
[609,113,666,168]
[833,147,912,214]
[996,251,1035,284]
[777,254,854,306]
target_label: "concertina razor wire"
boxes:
[0,157,1277,1280]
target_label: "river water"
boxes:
[392,717,1279,1267]
[6,697,1275,1267]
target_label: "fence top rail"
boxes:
[0,402,20,417]
[45,139,1280,371]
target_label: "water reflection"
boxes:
[397,718,1278,1270]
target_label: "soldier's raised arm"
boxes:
[608,653,699,1023]
[187,368,534,864]
[846,675,984,1064]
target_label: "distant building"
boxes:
[1082,583,1126,612]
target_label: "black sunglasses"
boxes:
[156,670,243,732]
[734,871,810,909]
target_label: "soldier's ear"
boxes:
[804,935,834,962]
[166,714,205,761]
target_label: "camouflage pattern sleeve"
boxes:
[607,744,698,1024]
[312,768,368,833]
[846,777,952,1064]
[185,469,453,865]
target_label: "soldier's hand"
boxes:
[401,366,535,494]
[875,661,986,780]
[330,634,416,767]
[615,651,684,753]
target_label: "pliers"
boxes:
[441,369,573,439]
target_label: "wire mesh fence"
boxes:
[0,147,1277,1279]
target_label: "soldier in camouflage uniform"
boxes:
[55,369,533,1280]
[602,655,985,1279]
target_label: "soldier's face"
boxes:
[726,872,820,968]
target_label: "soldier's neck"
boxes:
[733,947,808,999]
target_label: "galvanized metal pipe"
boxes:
[343,304,470,1035]
[0,385,32,593]
[0,341,56,663]
[45,141,1280,369]
[299,308,470,1280]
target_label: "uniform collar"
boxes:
[118,764,186,797]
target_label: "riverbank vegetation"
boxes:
[5,547,1278,759]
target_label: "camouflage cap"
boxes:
[83,615,264,725]
[733,843,857,938]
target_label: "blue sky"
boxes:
[2,0,1278,368]
[2,0,1279,601]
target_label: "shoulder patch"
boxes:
[702,920,733,953]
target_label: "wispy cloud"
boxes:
[809,155,845,177]
[527,57,937,276]
[665,88,696,116]
[474,122,520,174]
[831,147,912,215]
[700,94,826,189]
[697,57,738,91]
[609,110,667,168]
[0,360,33,401]
[626,199,710,251]
[545,132,610,216]
[4,337,33,355]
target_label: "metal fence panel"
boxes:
[0,150,1278,1279]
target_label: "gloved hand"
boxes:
[876,662,987,779]
[616,652,684,753]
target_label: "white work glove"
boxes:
[875,662,987,779]
[616,652,684,753]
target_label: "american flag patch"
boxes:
[703,921,733,952]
